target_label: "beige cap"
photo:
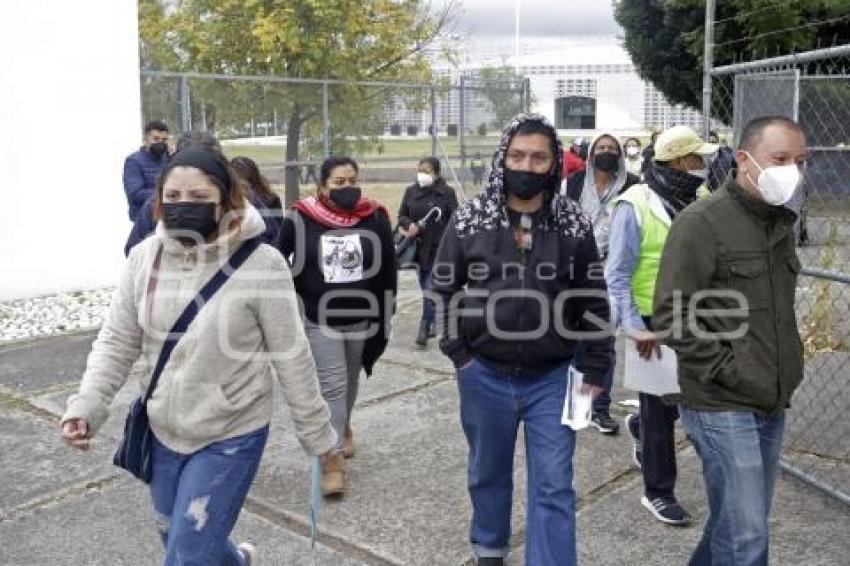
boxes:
[653,125,719,161]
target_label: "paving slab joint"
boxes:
[1,474,122,523]
[243,497,406,565]
[0,386,61,424]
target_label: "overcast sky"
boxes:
[439,0,622,40]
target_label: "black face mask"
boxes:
[162,202,219,242]
[594,152,619,173]
[328,186,362,211]
[149,142,168,158]
[503,168,553,200]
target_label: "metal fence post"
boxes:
[179,75,191,132]
[322,81,330,158]
[459,75,466,186]
[702,0,716,137]
[430,86,437,158]
[523,78,531,113]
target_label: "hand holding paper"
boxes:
[623,341,681,396]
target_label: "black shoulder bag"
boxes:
[113,237,261,483]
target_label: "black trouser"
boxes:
[636,316,678,500]
[637,392,679,499]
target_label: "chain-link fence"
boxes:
[140,71,528,215]
[708,46,850,505]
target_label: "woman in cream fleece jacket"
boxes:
[61,148,335,566]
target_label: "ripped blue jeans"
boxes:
[149,426,269,565]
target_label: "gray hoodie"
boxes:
[575,133,631,257]
[62,204,336,455]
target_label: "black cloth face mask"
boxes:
[503,168,554,200]
[328,186,362,211]
[162,202,219,242]
[149,142,168,158]
[594,152,619,173]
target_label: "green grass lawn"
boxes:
[222,136,500,164]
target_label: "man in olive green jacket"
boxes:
[653,116,806,566]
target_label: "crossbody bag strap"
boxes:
[141,237,262,404]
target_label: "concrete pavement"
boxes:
[1,272,848,565]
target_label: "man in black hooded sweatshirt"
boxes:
[432,114,612,566]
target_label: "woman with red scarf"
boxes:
[278,157,397,497]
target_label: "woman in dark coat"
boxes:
[397,157,459,348]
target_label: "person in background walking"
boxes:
[125,131,222,256]
[640,130,660,176]
[470,152,486,186]
[231,156,284,243]
[564,133,641,436]
[62,147,336,565]
[654,116,807,566]
[605,125,717,526]
[563,138,587,180]
[398,157,458,348]
[278,156,397,497]
[623,137,644,177]
[123,120,169,222]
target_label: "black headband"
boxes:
[167,148,231,197]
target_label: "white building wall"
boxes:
[596,72,645,131]
[0,1,140,300]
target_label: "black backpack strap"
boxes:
[142,237,262,403]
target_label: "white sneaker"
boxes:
[237,542,258,565]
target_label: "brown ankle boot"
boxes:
[343,426,355,459]
[321,451,345,497]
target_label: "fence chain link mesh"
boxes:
[140,72,526,214]
[710,49,850,504]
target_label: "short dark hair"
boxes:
[320,156,359,186]
[513,121,557,157]
[624,137,641,147]
[709,130,719,138]
[739,116,804,151]
[144,120,169,134]
[175,130,220,153]
[418,156,441,176]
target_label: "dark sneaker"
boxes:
[591,412,620,435]
[477,558,505,566]
[641,495,692,526]
[624,413,641,468]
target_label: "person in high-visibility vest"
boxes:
[605,125,718,526]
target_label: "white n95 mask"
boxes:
[744,151,802,206]
[417,172,435,187]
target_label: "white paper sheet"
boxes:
[562,366,593,430]
[623,343,681,396]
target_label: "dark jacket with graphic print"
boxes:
[431,114,613,384]
[277,209,396,375]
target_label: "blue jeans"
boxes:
[457,358,577,565]
[680,408,786,566]
[150,426,269,566]
[418,268,435,327]
[571,337,615,415]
